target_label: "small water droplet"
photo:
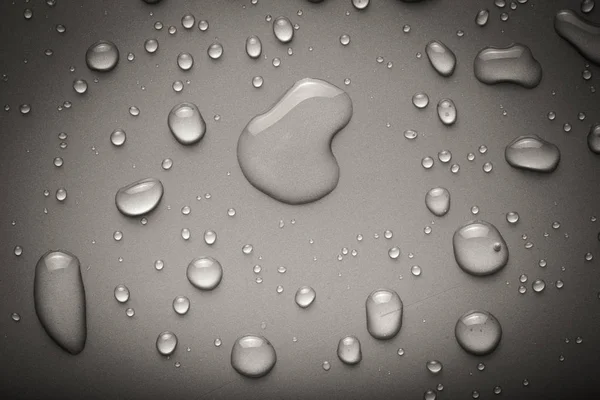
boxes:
[173,296,190,315]
[156,331,177,356]
[532,279,546,293]
[455,310,502,355]
[187,257,223,290]
[366,289,403,340]
[337,336,362,365]
[437,99,457,125]
[295,286,316,308]
[426,360,443,374]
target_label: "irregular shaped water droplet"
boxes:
[337,336,362,365]
[555,10,600,65]
[295,286,316,308]
[453,220,509,276]
[85,40,119,72]
[156,331,177,355]
[237,78,352,204]
[34,250,86,354]
[115,178,164,217]
[273,16,294,43]
[365,289,403,340]
[231,335,277,378]
[588,123,600,154]
[455,310,502,355]
[187,257,223,290]
[168,102,206,145]
[246,35,262,59]
[505,135,560,172]
[426,40,456,77]
[474,43,542,88]
[425,187,450,217]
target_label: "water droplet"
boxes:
[114,284,130,303]
[505,135,560,172]
[588,123,600,154]
[246,35,262,59]
[411,265,422,276]
[56,188,67,202]
[476,9,490,26]
[168,102,206,145]
[438,150,452,163]
[352,0,370,10]
[186,257,223,290]
[295,286,316,308]
[555,10,600,65]
[156,331,177,356]
[14,245,23,256]
[340,34,351,46]
[337,336,362,365]
[177,52,194,71]
[207,42,224,59]
[173,296,190,315]
[273,16,294,43]
[426,360,443,374]
[144,38,159,53]
[365,289,403,340]
[506,211,519,224]
[404,129,418,140]
[242,244,254,255]
[109,128,127,146]
[129,106,140,116]
[422,156,434,169]
[483,162,493,173]
[181,13,195,29]
[403,24,411,33]
[455,310,502,355]
[85,40,119,72]
[585,252,593,261]
[115,178,164,217]
[532,279,546,292]
[113,230,123,241]
[425,187,450,217]
[181,228,190,240]
[227,208,236,217]
[34,250,86,354]
[154,259,164,271]
[53,157,64,167]
[437,99,457,125]
[474,44,543,88]
[412,92,429,109]
[252,76,264,88]
[478,362,486,371]
[237,78,352,204]
[198,20,209,31]
[230,335,277,378]
[203,230,217,245]
[20,104,31,115]
[11,312,21,322]
[453,221,509,276]
[426,40,456,77]
[73,79,88,94]
[388,246,401,259]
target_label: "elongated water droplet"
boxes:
[476,9,490,26]
[187,257,223,290]
[168,102,206,145]
[273,16,294,43]
[505,135,560,172]
[85,40,119,72]
[455,310,502,355]
[474,44,542,88]
[34,250,86,354]
[231,335,277,378]
[156,331,177,355]
[587,123,600,154]
[426,40,456,77]
[437,99,457,125]
[365,289,403,340]
[425,187,450,217]
[237,78,352,204]
[295,286,316,308]
[453,220,509,276]
[173,296,190,315]
[555,10,600,65]
[246,35,262,59]
[337,336,362,365]
[115,177,164,217]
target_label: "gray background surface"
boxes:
[1,0,599,399]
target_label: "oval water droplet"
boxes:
[156,331,177,355]
[365,289,403,340]
[34,250,86,354]
[115,178,164,217]
[437,99,457,125]
[295,286,316,308]
[273,16,294,43]
[455,310,502,355]
[453,220,509,276]
[337,336,362,365]
[505,135,560,172]
[173,296,190,315]
[555,10,600,65]
[168,102,206,145]
[587,123,600,154]
[246,35,262,59]
[204,230,217,245]
[425,187,450,217]
[231,335,277,378]
[425,40,456,77]
[85,40,119,72]
[187,257,223,290]
[476,9,490,26]
[237,78,352,204]
[474,43,542,88]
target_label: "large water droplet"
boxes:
[237,78,352,204]
[246,35,262,59]
[365,289,403,340]
[273,16,294,43]
[455,310,502,355]
[425,40,456,77]
[115,178,164,217]
[168,102,206,145]
[337,335,362,365]
[85,40,119,72]
[587,123,600,154]
[555,10,600,65]
[437,99,457,125]
[186,257,223,290]
[474,44,542,88]
[231,335,277,378]
[505,135,560,172]
[34,250,86,354]
[453,221,509,276]
[156,331,177,355]
[295,286,316,308]
[425,187,450,216]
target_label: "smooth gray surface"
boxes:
[1,0,599,399]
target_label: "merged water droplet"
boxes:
[437,99,457,125]
[554,10,600,65]
[156,331,177,356]
[168,102,206,145]
[295,286,316,308]
[173,296,190,315]
[453,220,509,276]
[505,135,560,172]
[337,336,362,365]
[587,123,600,154]
[365,289,403,340]
[425,187,450,217]
[186,257,223,290]
[34,250,86,354]
[85,40,119,72]
[231,335,277,378]
[425,40,456,77]
[237,78,352,204]
[474,44,542,88]
[246,35,262,59]
[455,310,502,355]
[273,16,294,43]
[115,178,164,217]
